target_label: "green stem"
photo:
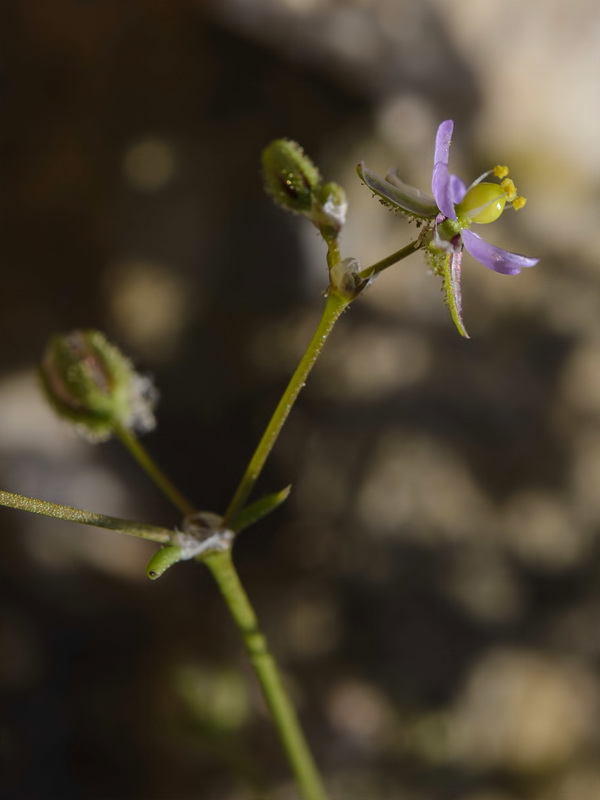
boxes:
[204,549,328,800]
[357,238,422,281]
[0,489,172,543]
[326,238,341,270]
[223,290,350,527]
[115,425,196,517]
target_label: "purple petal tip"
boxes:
[462,229,539,275]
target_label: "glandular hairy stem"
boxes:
[0,489,172,543]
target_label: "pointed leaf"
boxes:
[357,163,438,219]
[231,486,291,534]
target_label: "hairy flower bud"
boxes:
[40,330,157,441]
[261,139,321,214]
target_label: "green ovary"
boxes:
[457,182,506,224]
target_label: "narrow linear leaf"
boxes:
[231,486,291,534]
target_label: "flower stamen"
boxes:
[500,177,517,202]
[498,176,527,210]
[468,169,494,190]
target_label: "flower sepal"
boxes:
[442,252,469,339]
[356,162,438,220]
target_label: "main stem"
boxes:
[223,290,349,527]
[205,549,328,800]
[101,241,419,799]
[0,237,425,799]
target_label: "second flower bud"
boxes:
[261,139,347,240]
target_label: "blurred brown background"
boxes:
[1,2,599,799]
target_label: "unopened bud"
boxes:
[261,139,321,214]
[40,330,157,442]
[313,182,347,237]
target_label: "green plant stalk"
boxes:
[0,230,426,799]
[223,239,422,527]
[204,549,328,800]
[325,238,341,270]
[357,237,422,281]
[223,289,350,527]
[0,489,172,543]
[115,424,196,517]
[7,239,418,799]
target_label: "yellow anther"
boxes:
[501,178,517,202]
[512,196,527,210]
[494,165,509,179]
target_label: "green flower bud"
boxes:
[261,139,321,214]
[40,330,156,442]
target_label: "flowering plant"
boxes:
[1,125,540,800]
[358,119,538,336]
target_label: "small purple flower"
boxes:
[431,120,539,277]
[357,120,539,336]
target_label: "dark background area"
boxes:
[1,2,599,799]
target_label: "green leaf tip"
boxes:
[231,485,291,533]
[146,545,184,580]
